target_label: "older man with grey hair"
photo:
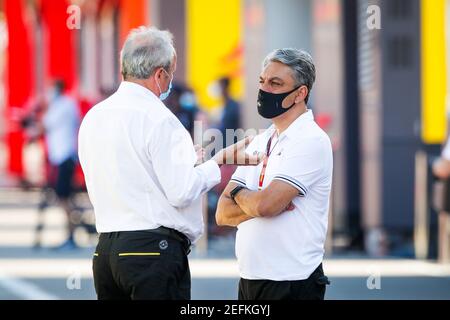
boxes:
[78,26,259,300]
[216,48,333,300]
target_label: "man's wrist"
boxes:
[230,185,247,203]
[234,189,248,206]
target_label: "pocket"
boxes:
[296,266,330,300]
[312,264,330,286]
[311,270,329,300]
[315,274,331,286]
[117,233,175,256]
[116,252,162,273]
[118,252,161,257]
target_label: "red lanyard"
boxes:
[258,131,279,189]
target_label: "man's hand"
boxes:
[194,144,205,165]
[212,136,263,166]
[216,182,255,227]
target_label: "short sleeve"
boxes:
[230,166,247,186]
[272,136,329,197]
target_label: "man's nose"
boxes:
[260,82,271,92]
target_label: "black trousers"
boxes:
[53,158,75,199]
[93,227,191,300]
[238,264,330,300]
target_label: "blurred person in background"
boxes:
[216,48,332,300]
[213,77,242,193]
[433,137,450,178]
[44,80,81,250]
[180,87,205,138]
[78,26,260,300]
[433,106,450,179]
[165,83,198,137]
[218,76,241,147]
[29,79,81,250]
[181,87,210,135]
[211,77,243,237]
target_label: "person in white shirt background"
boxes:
[78,26,260,300]
[40,79,80,250]
[216,48,333,300]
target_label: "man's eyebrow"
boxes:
[268,77,284,83]
[259,76,284,83]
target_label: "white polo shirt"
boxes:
[43,95,80,165]
[231,110,333,281]
[78,81,221,243]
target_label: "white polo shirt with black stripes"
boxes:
[230,110,333,281]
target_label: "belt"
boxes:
[140,226,192,255]
[100,227,192,255]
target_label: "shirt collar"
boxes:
[279,109,314,140]
[118,81,159,101]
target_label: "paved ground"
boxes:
[0,189,450,300]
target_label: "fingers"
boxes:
[195,147,205,157]
[235,135,254,150]
[244,135,254,147]
[218,136,257,165]
[195,145,205,165]
[236,153,263,166]
[239,152,264,166]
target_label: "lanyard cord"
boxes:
[258,131,279,189]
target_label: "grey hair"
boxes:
[120,26,176,80]
[263,48,316,103]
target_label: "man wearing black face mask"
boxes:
[216,48,333,300]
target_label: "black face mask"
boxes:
[257,86,300,119]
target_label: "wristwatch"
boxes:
[230,185,247,203]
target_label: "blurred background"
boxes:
[0,0,450,300]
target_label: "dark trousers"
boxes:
[93,228,191,300]
[52,158,75,199]
[238,264,330,300]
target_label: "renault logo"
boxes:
[159,240,168,250]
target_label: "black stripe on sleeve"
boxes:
[273,175,307,196]
[230,178,246,187]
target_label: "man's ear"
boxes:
[295,86,308,104]
[154,67,166,81]
[155,68,163,79]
